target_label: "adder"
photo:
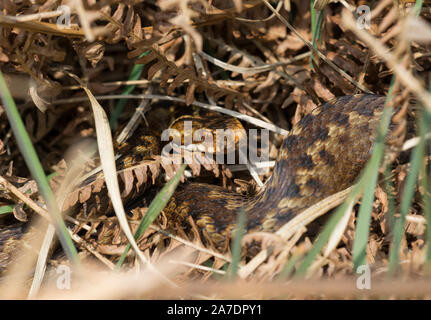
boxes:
[0,94,394,264]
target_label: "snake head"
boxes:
[168,113,247,155]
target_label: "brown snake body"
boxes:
[0,94,390,266]
[164,94,389,249]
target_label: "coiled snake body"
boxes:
[164,94,388,249]
[0,94,389,263]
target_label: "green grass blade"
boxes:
[311,0,316,43]
[109,51,150,128]
[388,109,429,274]
[0,70,80,266]
[312,10,323,48]
[0,205,14,216]
[116,164,187,268]
[227,207,246,280]
[383,165,396,240]
[310,0,323,69]
[414,0,423,16]
[352,159,379,269]
[352,104,394,269]
[422,111,431,271]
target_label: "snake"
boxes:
[163,94,391,250]
[0,94,391,267]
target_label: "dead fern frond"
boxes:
[128,42,245,107]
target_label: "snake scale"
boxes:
[1,94,391,266]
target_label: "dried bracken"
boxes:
[0,0,431,299]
